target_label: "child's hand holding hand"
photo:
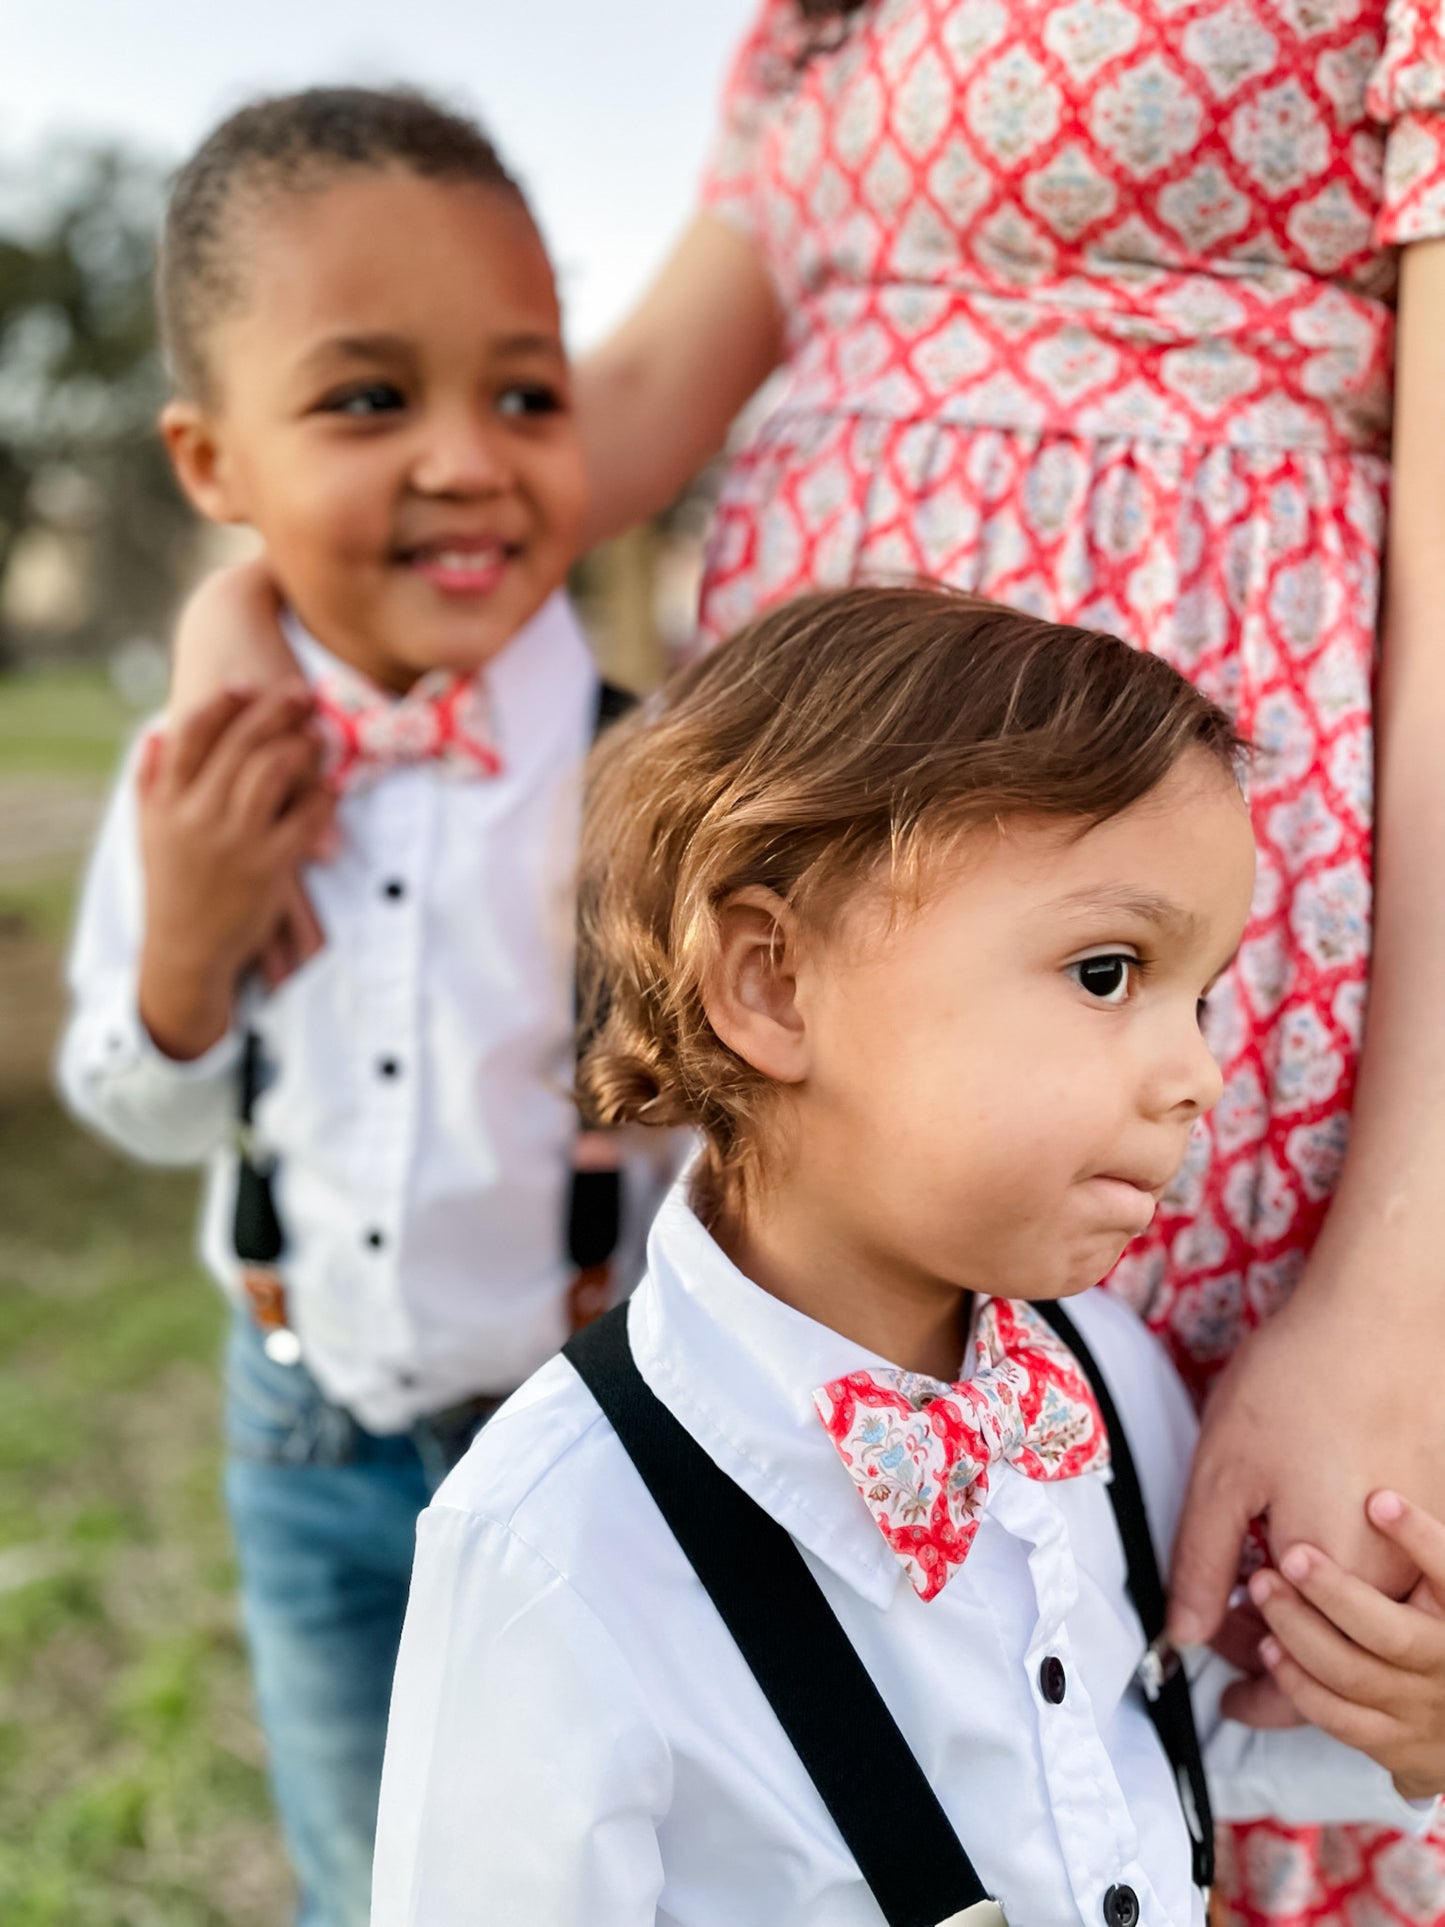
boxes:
[1226,1490,1445,1801]
[168,561,330,995]
[137,686,335,1061]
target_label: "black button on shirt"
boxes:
[377,1057,401,1079]
[1038,1655,1067,1704]
[382,878,407,901]
[1103,1884,1140,1927]
[364,1228,386,1251]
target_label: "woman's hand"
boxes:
[1229,1491,1445,1802]
[1166,240,1445,1672]
[1167,1276,1445,1650]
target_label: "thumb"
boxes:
[1168,1448,1261,1647]
[136,727,166,799]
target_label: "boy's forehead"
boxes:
[899,757,1252,936]
[221,169,560,372]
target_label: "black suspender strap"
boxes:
[1035,1301,1215,1890]
[233,1029,283,1266]
[564,1305,996,1927]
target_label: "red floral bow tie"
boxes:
[814,1299,1110,1602]
[313,665,502,793]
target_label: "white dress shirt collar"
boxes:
[630,1188,925,1610]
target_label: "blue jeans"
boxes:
[223,1318,496,1927]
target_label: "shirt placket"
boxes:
[1001,1477,1172,1927]
[353,775,430,1403]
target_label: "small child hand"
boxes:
[137,686,335,1058]
[256,871,329,990]
[1236,1491,1445,1801]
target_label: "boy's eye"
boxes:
[497,383,564,418]
[323,382,407,418]
[1069,954,1136,1005]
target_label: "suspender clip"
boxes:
[1136,1632,1182,1704]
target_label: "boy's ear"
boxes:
[159,400,247,524]
[703,888,809,1085]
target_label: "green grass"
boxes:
[0,668,143,780]
[0,872,80,945]
[0,667,291,1924]
[0,1100,289,1926]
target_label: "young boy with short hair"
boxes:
[58,86,631,1927]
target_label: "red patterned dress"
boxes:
[698,2,1445,1920]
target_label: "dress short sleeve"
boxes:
[699,0,810,241]
[1368,0,1445,245]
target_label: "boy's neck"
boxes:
[714,1194,971,1383]
[284,608,428,697]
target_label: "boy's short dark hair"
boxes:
[158,86,525,402]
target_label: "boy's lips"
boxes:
[1085,1172,1166,1229]
[398,537,520,597]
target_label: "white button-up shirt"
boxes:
[373,1188,1428,1926]
[58,595,613,1433]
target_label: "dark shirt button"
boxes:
[1103,1884,1140,1927]
[382,878,407,901]
[1039,1655,1067,1704]
[364,1227,386,1251]
[397,1370,418,1389]
[377,1056,401,1079]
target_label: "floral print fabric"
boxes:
[313,662,502,792]
[698,2,1445,1917]
[815,1297,1110,1600]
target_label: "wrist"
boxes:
[1292,1211,1445,1326]
[138,937,238,1062]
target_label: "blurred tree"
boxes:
[0,141,194,665]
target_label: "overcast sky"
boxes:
[4,0,757,347]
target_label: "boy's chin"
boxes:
[1014,1238,1133,1303]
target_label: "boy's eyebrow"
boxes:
[1047,885,1206,938]
[298,330,565,373]
[490,331,567,357]
[300,332,417,371]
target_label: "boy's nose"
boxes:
[411,414,512,497]
[1145,1009,1224,1123]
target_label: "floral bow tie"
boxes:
[814,1299,1110,1602]
[313,664,502,793]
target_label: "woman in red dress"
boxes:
[577,3,1445,1918]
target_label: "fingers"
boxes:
[230,727,326,831]
[1168,1441,1267,1646]
[1265,1540,1430,1671]
[164,687,256,790]
[1368,1492,1445,1603]
[191,685,316,812]
[1248,1566,1399,1707]
[257,920,300,991]
[136,728,166,797]
[1256,1635,1396,1758]
[282,876,327,965]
